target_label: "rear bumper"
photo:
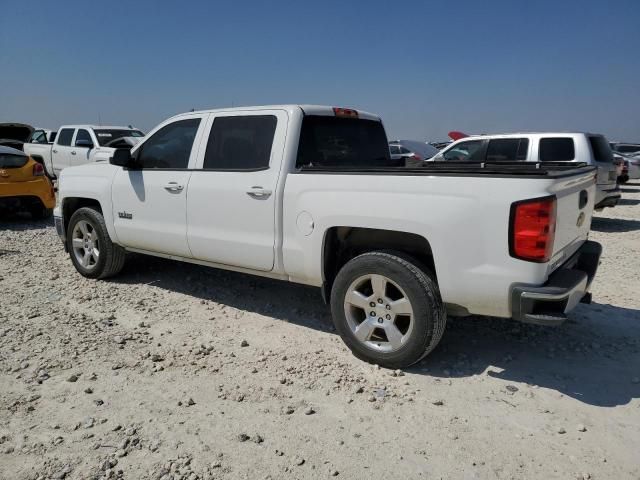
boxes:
[511,240,602,326]
[0,179,56,208]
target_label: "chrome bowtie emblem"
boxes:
[0,170,8,178]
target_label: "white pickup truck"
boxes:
[24,125,144,178]
[54,105,602,368]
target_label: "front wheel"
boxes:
[67,207,126,279]
[330,251,446,369]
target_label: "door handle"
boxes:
[164,182,184,192]
[52,149,58,153]
[71,151,76,155]
[246,186,272,199]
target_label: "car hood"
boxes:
[0,123,34,148]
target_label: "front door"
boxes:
[186,110,288,271]
[111,115,206,257]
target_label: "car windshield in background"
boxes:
[588,136,613,163]
[94,129,144,146]
[0,153,28,168]
[296,116,392,169]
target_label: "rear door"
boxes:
[52,128,75,176]
[186,109,288,271]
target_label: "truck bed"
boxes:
[299,161,595,177]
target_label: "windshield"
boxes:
[296,116,392,168]
[0,153,28,168]
[94,129,144,146]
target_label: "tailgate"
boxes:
[548,168,596,269]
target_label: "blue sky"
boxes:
[1,0,638,141]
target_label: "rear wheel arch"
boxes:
[321,226,438,301]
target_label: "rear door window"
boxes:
[296,116,391,168]
[137,118,200,169]
[539,138,575,161]
[203,115,277,170]
[57,128,75,146]
[588,136,613,163]
[75,129,93,146]
[485,138,529,161]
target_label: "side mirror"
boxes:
[75,139,94,149]
[110,148,135,168]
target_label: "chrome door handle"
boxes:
[246,186,272,199]
[164,182,184,192]
[71,151,76,155]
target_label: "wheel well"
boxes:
[322,227,437,300]
[62,198,102,232]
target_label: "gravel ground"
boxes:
[1,184,639,480]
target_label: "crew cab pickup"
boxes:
[24,125,144,178]
[54,105,602,368]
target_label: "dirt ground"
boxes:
[1,184,639,480]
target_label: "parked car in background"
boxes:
[433,133,620,210]
[55,105,601,368]
[28,128,57,145]
[0,145,55,218]
[24,125,144,178]
[0,122,34,151]
[614,152,640,183]
[610,142,640,157]
[389,140,439,166]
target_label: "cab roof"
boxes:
[173,105,381,122]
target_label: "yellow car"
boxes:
[0,146,55,219]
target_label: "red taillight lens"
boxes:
[33,162,45,176]
[410,153,423,161]
[510,197,557,263]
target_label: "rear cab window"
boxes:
[539,138,575,161]
[296,116,392,169]
[94,129,144,146]
[57,128,75,146]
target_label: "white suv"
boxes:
[433,133,620,209]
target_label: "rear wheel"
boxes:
[67,207,126,279]
[330,251,446,369]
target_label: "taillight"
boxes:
[509,196,557,263]
[410,153,423,161]
[333,107,358,118]
[33,162,45,176]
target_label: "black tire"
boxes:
[29,202,53,220]
[67,207,126,279]
[330,251,446,369]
